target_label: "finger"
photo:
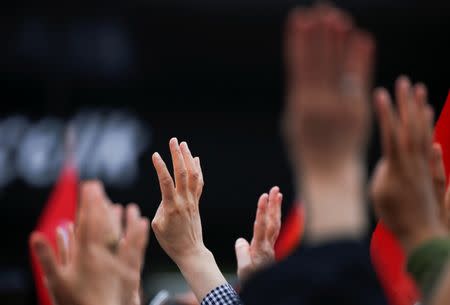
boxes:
[235,238,252,281]
[121,204,149,269]
[180,142,200,196]
[67,222,75,263]
[285,8,313,87]
[194,157,204,199]
[267,188,283,245]
[77,181,97,246]
[82,181,118,249]
[307,8,324,85]
[431,143,447,208]
[169,137,188,192]
[314,4,335,85]
[415,83,432,152]
[30,232,61,286]
[374,87,397,158]
[112,204,124,237]
[252,193,269,248]
[152,152,175,201]
[326,7,353,85]
[125,203,141,231]
[343,30,375,94]
[266,187,281,243]
[56,226,68,266]
[424,105,435,154]
[414,82,428,108]
[396,76,413,132]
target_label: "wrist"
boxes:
[175,245,227,303]
[299,160,368,243]
[403,224,448,256]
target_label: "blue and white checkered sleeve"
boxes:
[201,283,243,305]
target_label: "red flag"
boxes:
[29,162,78,305]
[433,91,450,180]
[274,203,305,260]
[370,90,450,305]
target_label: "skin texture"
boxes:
[370,77,447,254]
[29,181,149,305]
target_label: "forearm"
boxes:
[299,160,368,243]
[175,246,228,303]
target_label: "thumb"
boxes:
[235,238,251,280]
[30,232,60,285]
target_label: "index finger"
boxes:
[152,152,175,201]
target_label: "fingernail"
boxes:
[235,238,246,247]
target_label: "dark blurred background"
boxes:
[0,0,449,304]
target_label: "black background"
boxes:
[0,0,449,303]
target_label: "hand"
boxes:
[283,4,375,174]
[54,202,147,305]
[235,186,282,282]
[151,138,205,262]
[151,138,226,302]
[370,77,447,253]
[30,181,149,305]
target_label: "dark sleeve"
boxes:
[201,283,243,305]
[240,239,387,305]
[407,238,450,302]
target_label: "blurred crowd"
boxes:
[27,3,450,305]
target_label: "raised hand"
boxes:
[283,4,373,242]
[283,4,375,173]
[235,186,282,282]
[151,138,205,261]
[370,77,447,253]
[29,181,149,305]
[151,138,227,302]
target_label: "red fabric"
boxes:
[370,90,450,305]
[434,91,450,182]
[275,203,305,260]
[371,222,420,305]
[29,164,78,305]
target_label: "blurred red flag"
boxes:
[434,91,450,180]
[371,90,450,305]
[29,162,78,305]
[274,203,305,260]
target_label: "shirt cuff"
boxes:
[201,283,243,305]
[407,238,450,301]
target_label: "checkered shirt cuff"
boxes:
[201,283,243,305]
